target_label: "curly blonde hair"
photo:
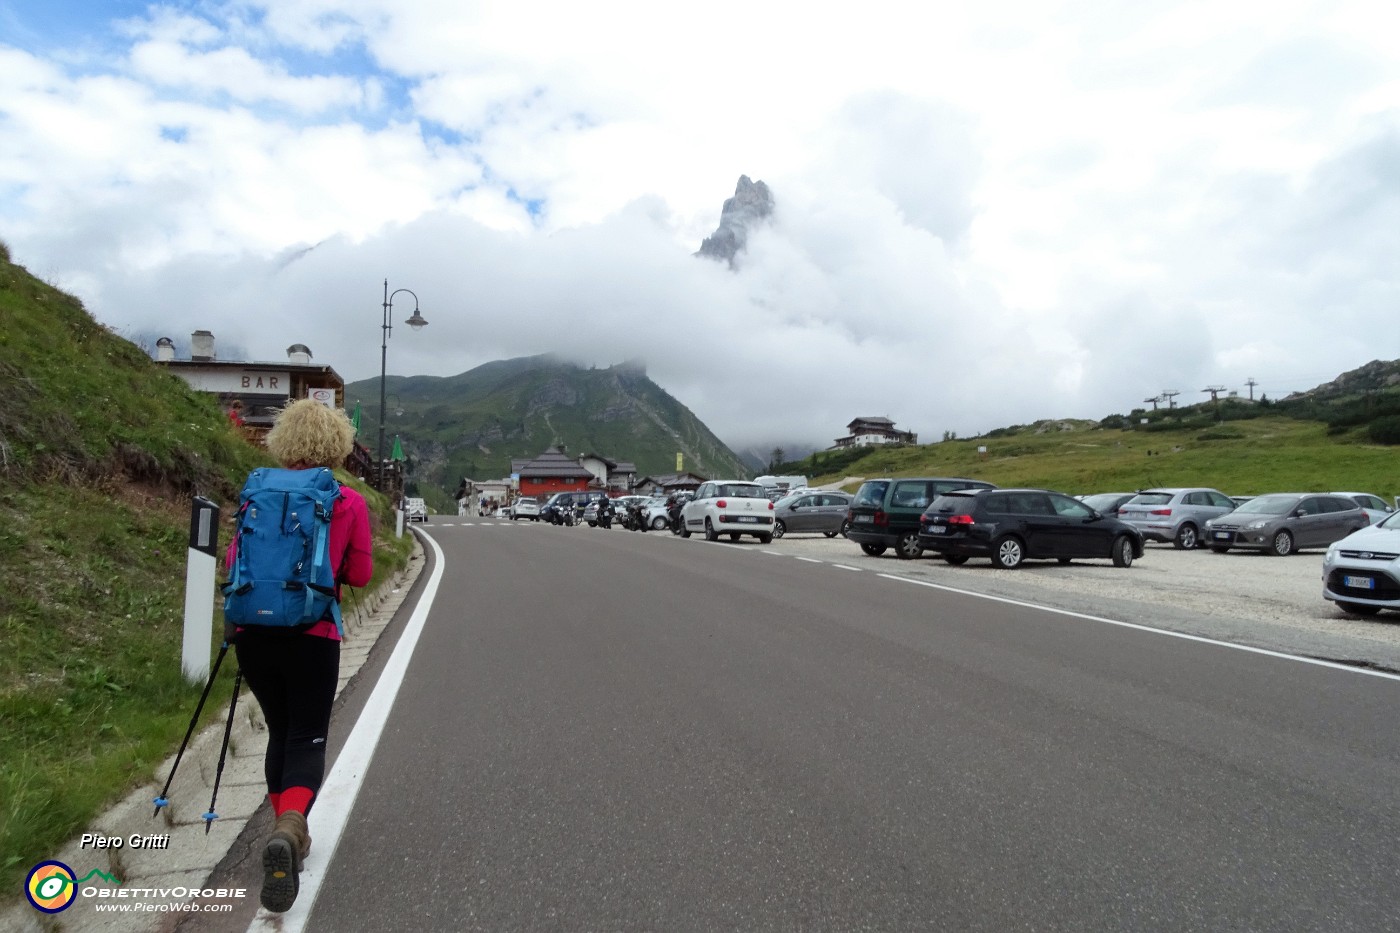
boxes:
[264,398,355,468]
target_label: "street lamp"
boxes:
[379,279,428,491]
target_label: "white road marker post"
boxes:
[182,496,220,684]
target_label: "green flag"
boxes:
[391,435,405,461]
[350,401,361,435]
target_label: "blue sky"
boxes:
[1,0,1397,449]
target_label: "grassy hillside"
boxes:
[0,250,413,895]
[346,355,753,499]
[795,411,1398,500]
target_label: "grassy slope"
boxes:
[0,254,413,894]
[802,417,1398,500]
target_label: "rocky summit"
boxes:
[696,175,774,268]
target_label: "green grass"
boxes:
[804,417,1398,501]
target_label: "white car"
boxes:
[510,497,542,521]
[404,497,428,523]
[680,481,776,542]
[1322,510,1400,616]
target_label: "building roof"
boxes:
[515,446,593,478]
[849,416,896,428]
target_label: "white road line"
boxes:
[247,532,446,933]
[832,564,864,572]
[795,557,823,564]
[759,549,786,556]
[878,573,1400,683]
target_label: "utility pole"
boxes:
[1161,390,1180,409]
[1143,395,1163,411]
[1201,386,1227,402]
[1245,377,1258,401]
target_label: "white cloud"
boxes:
[2,0,1398,453]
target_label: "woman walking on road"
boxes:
[225,399,373,912]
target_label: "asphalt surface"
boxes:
[196,521,1400,931]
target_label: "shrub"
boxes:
[1369,415,1400,445]
[1197,428,1245,441]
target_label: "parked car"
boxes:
[1203,493,1370,555]
[918,488,1144,569]
[1116,487,1235,549]
[679,481,775,542]
[846,477,996,559]
[1077,492,1137,515]
[641,496,675,530]
[539,491,608,524]
[772,491,855,539]
[1322,510,1400,615]
[1329,492,1395,525]
[510,497,542,521]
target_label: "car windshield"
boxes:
[718,484,766,498]
[1233,495,1299,515]
[853,481,889,508]
[1126,492,1173,506]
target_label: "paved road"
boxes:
[204,521,1400,931]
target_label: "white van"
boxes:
[404,497,429,523]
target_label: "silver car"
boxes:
[771,491,855,539]
[1204,493,1370,556]
[1330,492,1395,526]
[1116,487,1236,549]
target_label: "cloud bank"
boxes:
[1,1,1397,450]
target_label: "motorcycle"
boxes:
[624,501,648,532]
[667,498,686,535]
[597,501,614,529]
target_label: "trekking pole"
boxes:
[202,667,243,834]
[153,642,229,817]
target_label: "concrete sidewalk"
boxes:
[5,537,426,933]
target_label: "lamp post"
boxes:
[379,279,428,491]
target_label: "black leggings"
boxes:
[235,630,340,812]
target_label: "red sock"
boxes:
[267,791,282,813]
[277,786,314,816]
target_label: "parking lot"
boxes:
[748,531,1400,673]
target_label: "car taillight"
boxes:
[948,514,974,525]
[1150,508,1172,516]
[768,501,774,510]
[874,510,889,526]
[717,499,727,508]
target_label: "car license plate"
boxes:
[924,526,946,534]
[1343,575,1375,590]
[736,516,759,523]
[1214,531,1230,540]
[853,515,872,523]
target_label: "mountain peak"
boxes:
[696,175,774,268]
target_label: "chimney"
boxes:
[190,330,215,361]
[155,337,175,362]
[287,343,313,365]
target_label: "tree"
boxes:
[769,447,786,470]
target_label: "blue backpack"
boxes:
[222,467,343,632]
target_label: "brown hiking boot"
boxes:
[260,811,309,913]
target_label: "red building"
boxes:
[512,446,596,498]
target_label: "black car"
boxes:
[918,488,1144,569]
[846,477,996,559]
[540,491,608,525]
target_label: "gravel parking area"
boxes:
[759,533,1400,674]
